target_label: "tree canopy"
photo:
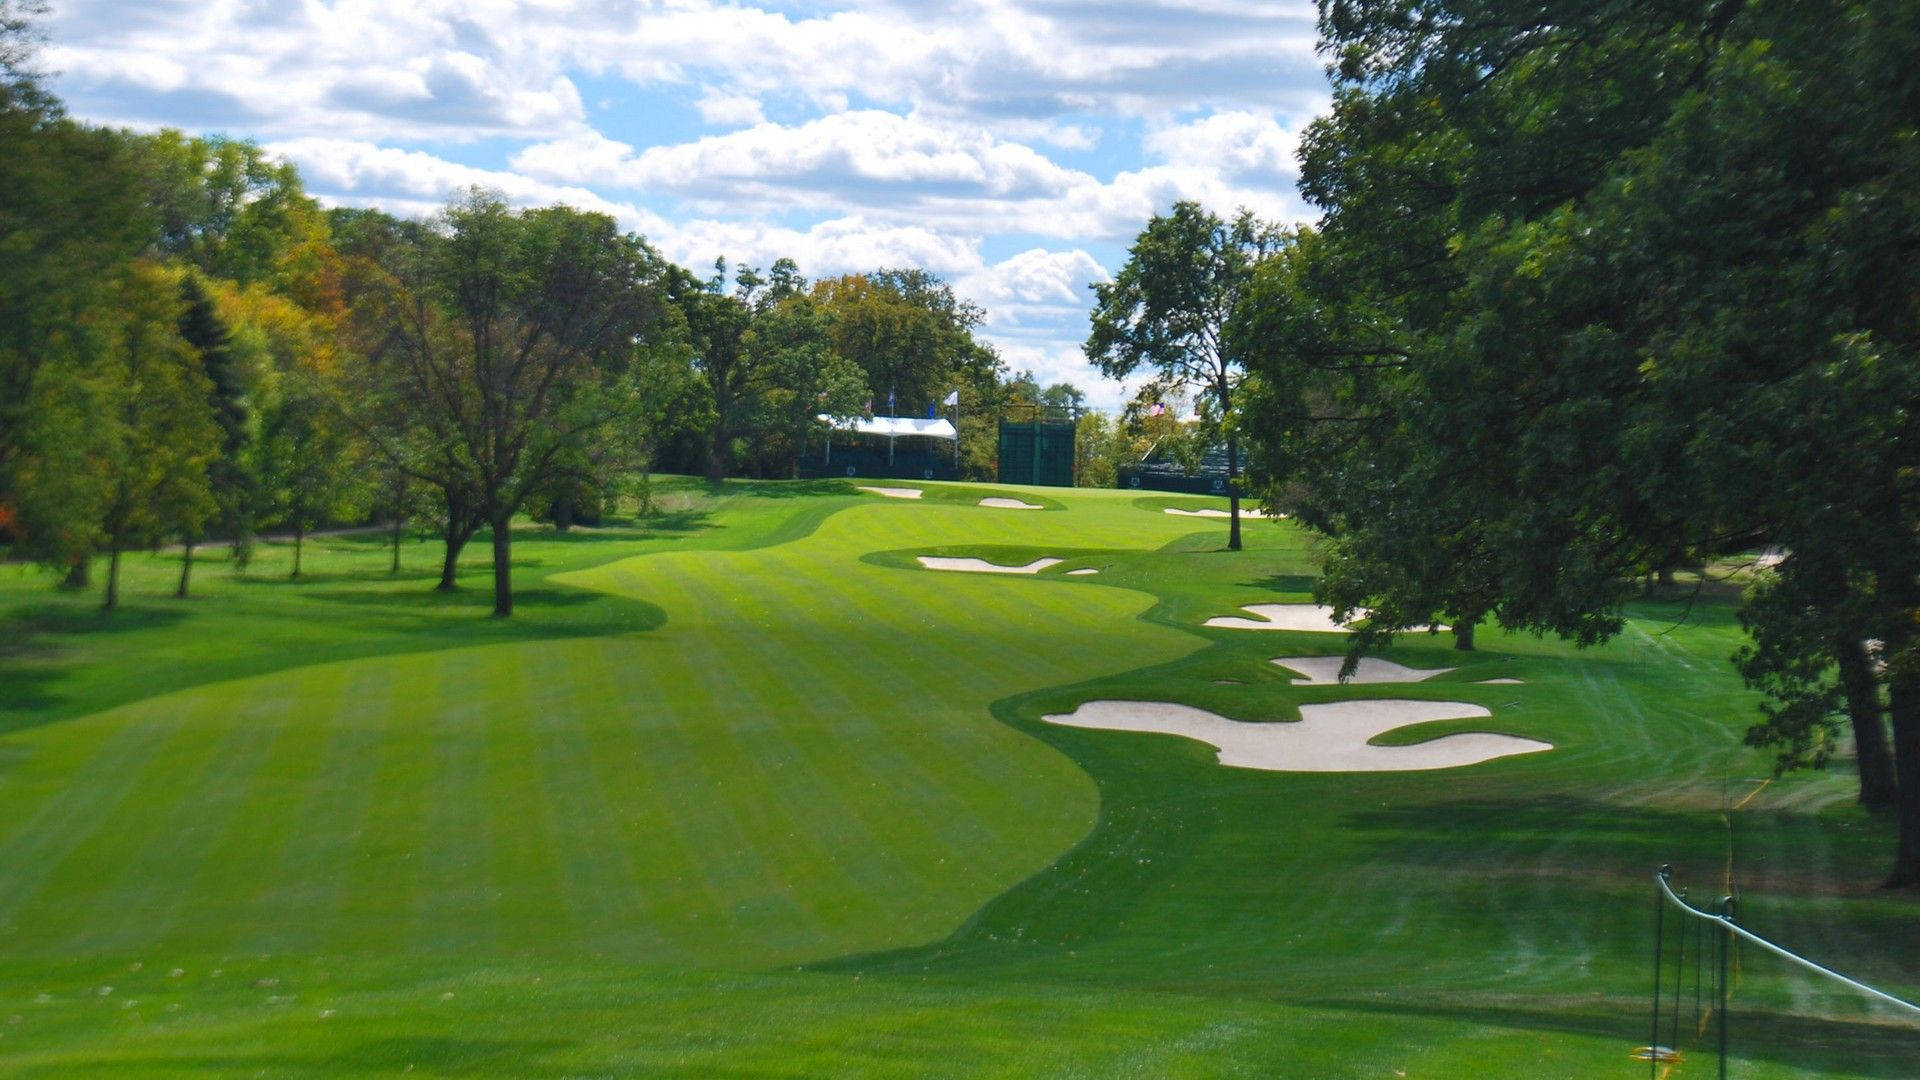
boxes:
[1236,0,1920,885]
[1087,201,1283,550]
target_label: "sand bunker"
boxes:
[1206,604,1448,634]
[1272,656,1453,685]
[1041,699,1551,772]
[858,486,923,499]
[1477,677,1524,685]
[1206,604,1351,632]
[917,556,1062,574]
[1066,568,1099,576]
[1163,507,1275,519]
[980,497,1043,510]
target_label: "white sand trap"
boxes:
[858,486,922,499]
[1066,568,1099,576]
[1205,603,1449,634]
[1206,604,1351,632]
[980,497,1043,510]
[917,556,1062,574]
[1041,699,1552,772]
[1163,507,1275,519]
[1272,656,1453,684]
[1477,677,1525,685]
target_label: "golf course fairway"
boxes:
[0,479,1914,1076]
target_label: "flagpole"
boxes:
[952,391,960,473]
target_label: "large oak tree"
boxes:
[345,191,666,616]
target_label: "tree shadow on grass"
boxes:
[72,1038,576,1077]
[0,601,192,646]
[531,516,711,541]
[227,566,448,589]
[0,587,665,738]
[295,584,653,621]
[0,603,194,734]
[1308,995,1920,1078]
[712,477,860,499]
[1240,572,1320,594]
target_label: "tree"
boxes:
[678,260,771,483]
[127,130,327,288]
[1073,410,1132,489]
[172,274,250,596]
[814,269,985,420]
[1235,227,1497,652]
[0,21,153,575]
[1039,382,1086,415]
[1086,202,1282,550]
[1238,0,1920,883]
[344,191,664,616]
[91,263,219,609]
[744,292,866,478]
[256,380,358,578]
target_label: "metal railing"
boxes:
[1649,865,1920,1079]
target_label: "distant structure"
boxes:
[1118,441,1236,495]
[803,415,959,481]
[997,403,1077,487]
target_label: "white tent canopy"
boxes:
[818,415,957,441]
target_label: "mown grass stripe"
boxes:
[234,658,393,955]
[411,648,498,954]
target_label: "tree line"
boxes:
[0,7,1062,619]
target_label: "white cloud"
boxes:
[624,110,1084,205]
[267,138,662,234]
[508,130,643,188]
[1145,110,1307,182]
[46,0,1332,417]
[49,1,1326,142]
[693,88,767,127]
[508,110,1311,242]
[660,216,985,281]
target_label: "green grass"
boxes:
[0,480,1914,1076]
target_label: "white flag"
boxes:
[942,390,959,406]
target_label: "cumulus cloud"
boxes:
[1145,110,1307,183]
[625,111,1082,206]
[693,88,766,127]
[266,138,661,233]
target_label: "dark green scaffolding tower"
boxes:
[997,404,1076,487]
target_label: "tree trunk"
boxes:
[1884,666,1920,888]
[554,496,573,533]
[707,419,728,483]
[490,515,513,618]
[62,557,90,590]
[1453,618,1477,651]
[1226,432,1243,552]
[176,540,195,599]
[291,527,304,579]
[1836,636,1898,809]
[438,518,473,591]
[104,542,122,611]
[390,516,404,575]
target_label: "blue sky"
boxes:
[44,0,1330,410]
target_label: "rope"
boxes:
[1656,868,1920,1019]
